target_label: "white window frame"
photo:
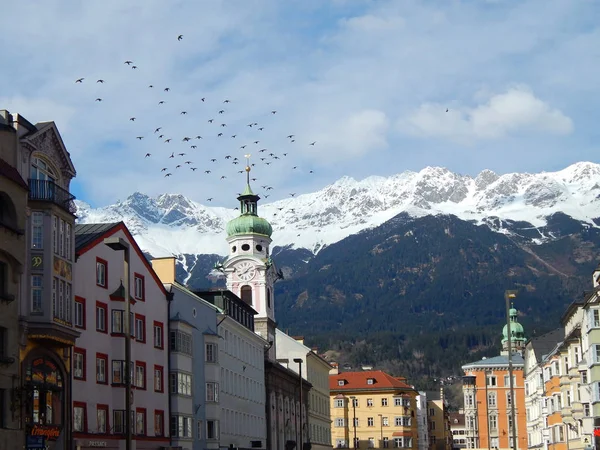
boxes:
[205,343,217,363]
[31,212,43,249]
[73,351,84,379]
[206,382,219,403]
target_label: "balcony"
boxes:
[28,179,76,214]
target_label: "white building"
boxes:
[73,222,170,450]
[416,392,429,450]
[276,331,333,450]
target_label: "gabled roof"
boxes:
[462,353,524,370]
[330,370,414,392]
[74,222,167,296]
[527,328,565,362]
[21,121,76,177]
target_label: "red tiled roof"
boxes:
[330,370,414,391]
[0,158,28,190]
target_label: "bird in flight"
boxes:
[178,35,183,41]
[205,170,211,174]
[219,110,225,114]
[75,78,84,83]
[181,111,187,115]
[223,99,230,103]
[124,60,133,65]
[175,164,181,169]
[195,135,203,140]
[207,198,213,201]
[240,145,247,149]
[158,134,164,139]
[97,79,104,83]
[136,136,144,140]
[254,141,259,144]
[225,155,232,159]
[211,159,217,162]
[95,98,102,102]
[185,161,192,165]
[310,141,316,146]
[290,193,296,197]
[165,139,172,143]
[130,117,136,121]
[217,133,223,137]
[287,135,294,139]
[161,168,167,172]
[231,135,237,138]
[190,145,197,149]
[259,149,266,153]
[191,167,197,171]
[220,123,227,127]
[164,88,170,92]
[201,97,205,102]
[155,127,161,133]
[158,101,165,105]
[221,176,227,179]
[271,110,277,114]
[178,153,186,156]
[165,173,172,177]
[149,85,154,88]
[145,153,151,158]
[169,153,175,158]
[208,119,214,123]
[182,137,191,142]
[131,65,137,69]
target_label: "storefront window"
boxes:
[24,357,64,427]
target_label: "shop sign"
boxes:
[26,435,46,449]
[87,440,108,447]
[30,424,61,441]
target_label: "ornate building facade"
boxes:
[0,110,78,450]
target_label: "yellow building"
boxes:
[330,370,419,449]
[426,390,452,450]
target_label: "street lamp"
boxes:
[378,414,383,448]
[104,237,132,450]
[505,290,518,450]
[294,358,304,450]
[350,396,357,449]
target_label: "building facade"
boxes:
[72,222,171,449]
[196,290,269,450]
[329,370,419,449]
[416,392,429,450]
[276,331,333,450]
[461,305,527,450]
[152,256,221,450]
[426,389,451,450]
[0,110,79,450]
[0,111,29,448]
[448,413,466,450]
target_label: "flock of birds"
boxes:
[73,34,318,206]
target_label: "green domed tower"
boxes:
[501,303,526,355]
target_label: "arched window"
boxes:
[31,156,57,182]
[240,285,252,305]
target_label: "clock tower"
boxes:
[222,156,279,359]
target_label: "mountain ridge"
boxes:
[75,161,600,257]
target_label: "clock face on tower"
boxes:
[236,261,256,282]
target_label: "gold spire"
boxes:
[244,153,251,185]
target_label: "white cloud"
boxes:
[399,86,573,142]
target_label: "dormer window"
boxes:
[338,380,345,386]
[367,378,374,385]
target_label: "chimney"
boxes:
[0,110,10,126]
[151,256,177,284]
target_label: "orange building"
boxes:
[461,306,528,450]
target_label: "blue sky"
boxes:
[1,0,599,208]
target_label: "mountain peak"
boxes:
[77,162,600,257]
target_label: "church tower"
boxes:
[501,303,526,356]
[223,155,278,359]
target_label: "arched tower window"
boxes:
[240,285,252,306]
[267,288,271,309]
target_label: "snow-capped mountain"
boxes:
[75,161,600,257]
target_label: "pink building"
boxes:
[72,222,170,450]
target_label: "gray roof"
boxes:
[528,328,565,362]
[462,353,524,369]
[75,223,121,252]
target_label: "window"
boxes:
[96,301,107,333]
[73,402,87,432]
[136,408,146,435]
[352,398,359,407]
[367,378,374,385]
[503,375,516,387]
[367,417,374,426]
[73,348,86,380]
[135,314,145,342]
[112,310,133,335]
[383,437,389,448]
[97,404,108,433]
[31,212,43,249]
[582,370,588,384]
[395,417,403,426]
[59,220,64,257]
[96,258,107,288]
[584,403,591,417]
[334,399,344,408]
[382,416,389,426]
[65,222,71,259]
[154,410,164,436]
[171,415,193,438]
[566,390,572,407]
[134,273,145,300]
[112,360,125,385]
[489,415,497,430]
[31,275,43,313]
[153,321,164,349]
[486,375,497,386]
[74,296,85,329]
[338,380,344,386]
[135,362,146,390]
[368,438,375,448]
[394,397,403,407]
[53,216,58,253]
[206,420,219,440]
[506,392,512,406]
[382,398,388,407]
[465,393,474,407]
[334,418,345,427]
[594,345,600,364]
[487,392,496,407]
[367,398,374,407]
[154,366,164,392]
[96,353,108,384]
[206,382,219,402]
[353,418,359,427]
[170,372,192,396]
[592,309,600,328]
[206,343,218,363]
[170,330,192,355]
[113,410,125,434]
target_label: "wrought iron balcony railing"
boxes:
[28,179,76,214]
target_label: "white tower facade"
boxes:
[223,161,279,359]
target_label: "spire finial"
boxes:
[244,153,251,185]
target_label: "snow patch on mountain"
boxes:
[75,162,600,256]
